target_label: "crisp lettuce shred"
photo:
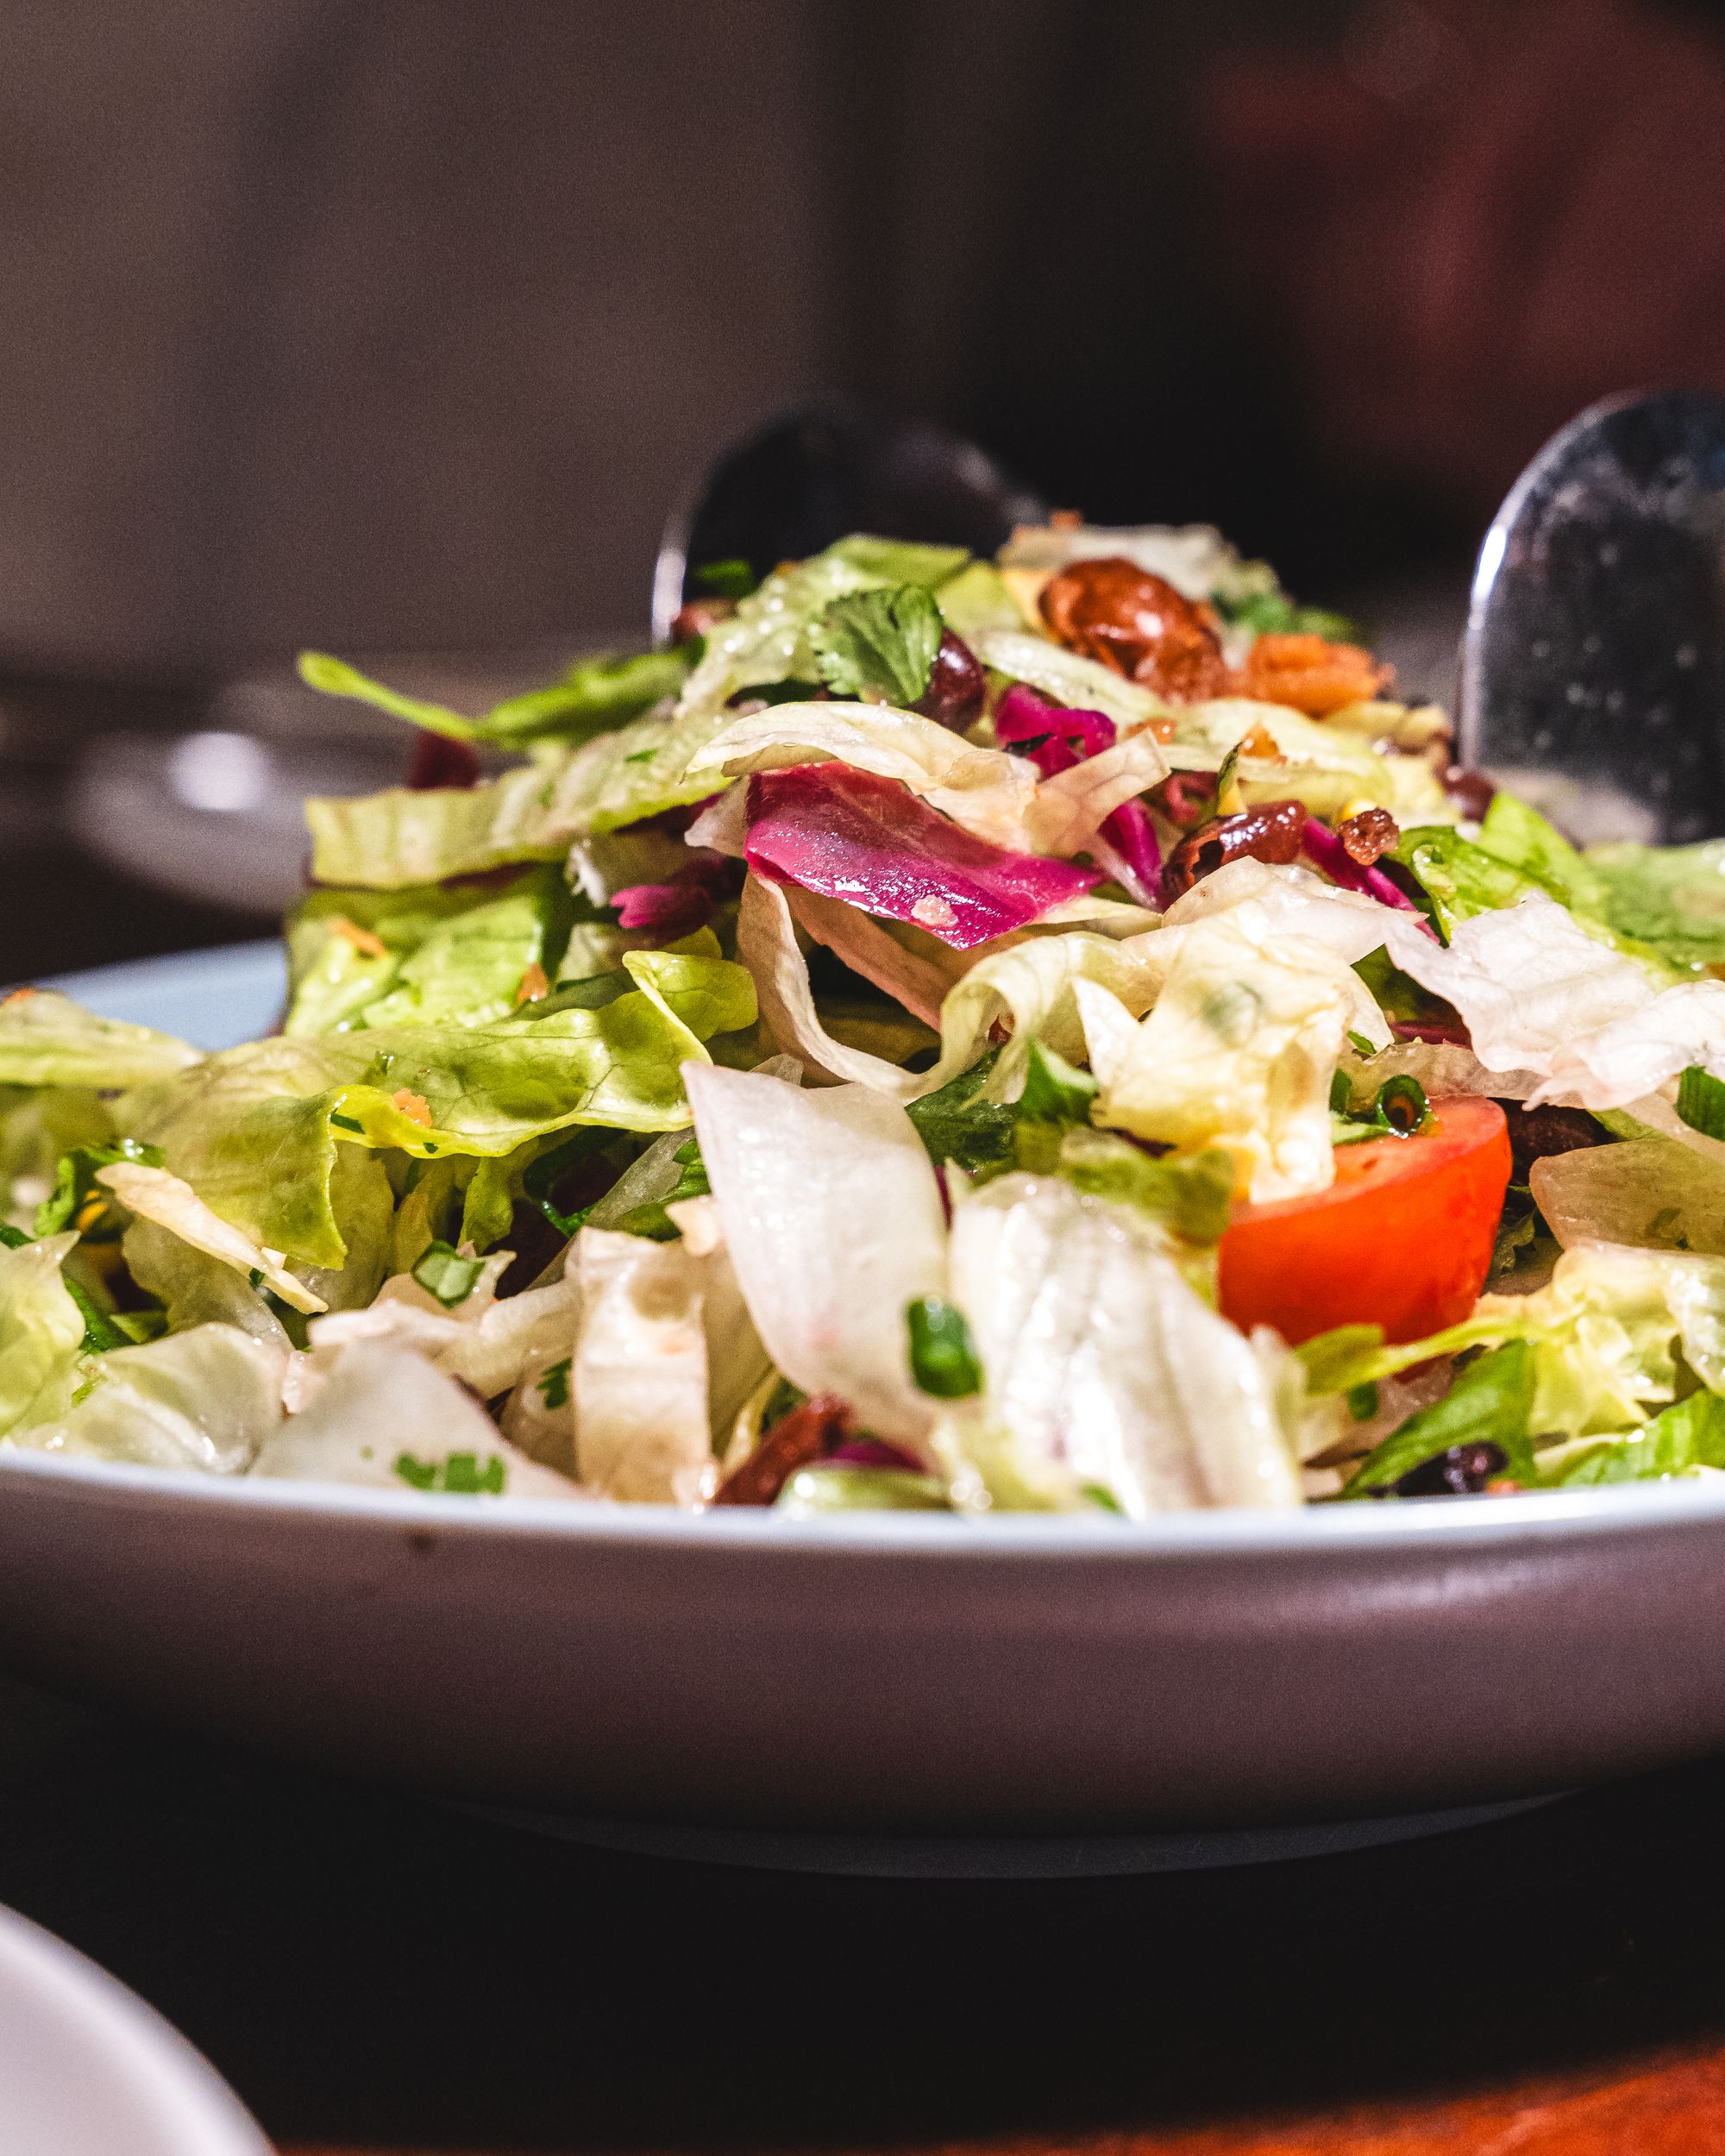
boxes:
[9,521,1725,1511]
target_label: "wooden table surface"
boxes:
[3,1670,1725,2156]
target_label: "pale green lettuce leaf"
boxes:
[538,701,737,837]
[1,1086,113,1231]
[1587,836,1725,971]
[0,991,201,1089]
[570,1228,717,1505]
[934,562,1024,642]
[95,1161,326,1313]
[122,956,756,1268]
[120,1218,292,1348]
[16,1324,285,1473]
[937,1173,1302,1514]
[1549,1388,1725,1485]
[252,1340,578,1495]
[285,871,573,1037]
[683,1063,947,1445]
[1075,912,1383,1201]
[1302,1243,1725,1441]
[0,1231,85,1435]
[1529,1136,1725,1257]
[304,763,570,888]
[825,536,969,586]
[1472,793,1608,918]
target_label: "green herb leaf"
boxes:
[906,1052,1018,1175]
[1678,1065,1725,1141]
[906,1294,982,1398]
[33,1138,165,1240]
[411,1240,485,1307]
[1219,591,1359,642]
[810,584,943,705]
[1343,1341,1535,1497]
[536,1357,571,1411]
[1017,1039,1099,1125]
[693,558,757,601]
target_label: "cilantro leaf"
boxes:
[810,585,943,705]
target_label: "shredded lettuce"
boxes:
[254,1340,577,1495]
[683,1063,946,1445]
[121,953,756,1269]
[0,1231,85,1435]
[0,991,200,1089]
[937,1174,1302,1514]
[1301,1243,1725,1444]
[14,1324,285,1473]
[285,871,574,1037]
[1587,836,1725,971]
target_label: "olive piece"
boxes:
[915,630,986,730]
[1393,1442,1509,1498]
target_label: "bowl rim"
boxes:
[3,1444,1721,1561]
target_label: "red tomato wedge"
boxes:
[1216,1095,1511,1347]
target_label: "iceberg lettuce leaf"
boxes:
[683,1063,946,1445]
[0,990,201,1089]
[122,957,755,1268]
[0,1230,85,1435]
[938,1173,1302,1514]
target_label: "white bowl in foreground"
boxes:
[0,1903,268,2156]
[0,944,1721,1848]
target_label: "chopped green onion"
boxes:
[1375,1075,1430,1135]
[906,1294,982,1398]
[411,1240,484,1307]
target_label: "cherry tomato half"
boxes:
[1216,1095,1511,1346]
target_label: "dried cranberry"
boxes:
[915,630,986,730]
[1442,765,1496,820]
[1162,799,1305,899]
[1394,1442,1509,1498]
[671,597,735,644]
[710,1394,852,1507]
[1335,805,1399,866]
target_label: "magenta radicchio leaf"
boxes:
[611,882,717,937]
[1302,816,1421,913]
[994,683,1117,764]
[743,764,1098,950]
[993,683,1162,905]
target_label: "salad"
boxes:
[8,520,1725,1515]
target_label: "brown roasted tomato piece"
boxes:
[1162,798,1305,899]
[1231,632,1393,717]
[1038,556,1231,701]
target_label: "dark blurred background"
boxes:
[6,0,1725,977]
